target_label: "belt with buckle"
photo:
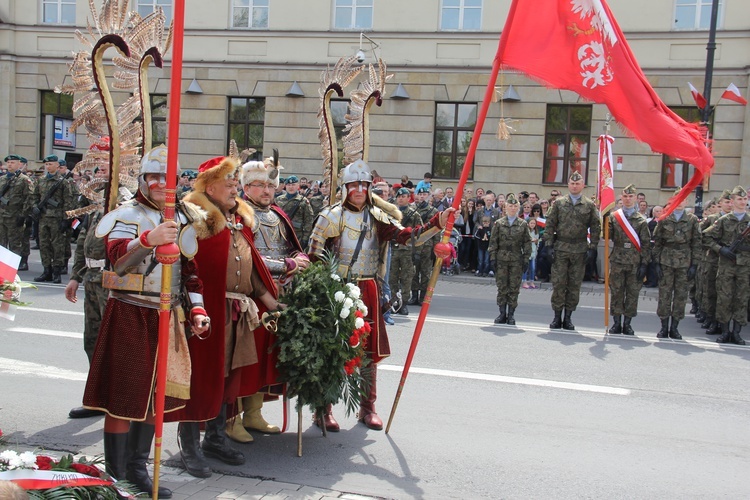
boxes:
[86,258,106,269]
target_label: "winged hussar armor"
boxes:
[252,207,296,278]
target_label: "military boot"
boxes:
[701,316,714,330]
[397,304,409,316]
[178,422,211,478]
[34,267,53,282]
[18,257,28,272]
[689,299,699,315]
[622,316,635,335]
[418,290,426,305]
[562,310,575,331]
[494,304,507,324]
[715,322,731,344]
[695,309,706,323]
[506,307,516,326]
[656,317,670,339]
[609,315,622,334]
[706,320,722,335]
[668,318,682,340]
[202,404,245,465]
[407,290,420,306]
[126,422,173,498]
[51,266,62,284]
[730,321,746,346]
[550,310,563,329]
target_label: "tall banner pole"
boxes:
[603,217,610,330]
[152,0,185,497]
[386,40,504,434]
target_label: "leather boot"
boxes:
[51,266,61,284]
[126,422,173,498]
[609,315,622,334]
[656,317,670,338]
[202,404,245,465]
[418,289,426,305]
[689,299,698,315]
[242,393,280,434]
[730,321,746,346]
[506,307,516,326]
[226,398,253,443]
[103,432,128,481]
[695,309,706,323]
[550,310,563,329]
[397,304,409,316]
[68,406,104,419]
[622,316,635,335]
[358,364,383,430]
[701,316,714,330]
[34,267,52,282]
[716,322,731,344]
[407,290,419,306]
[314,404,340,432]
[18,257,28,272]
[494,304,507,324]
[562,310,575,330]
[178,422,211,478]
[706,320,722,335]
[669,318,682,340]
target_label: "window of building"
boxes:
[673,0,723,30]
[42,0,76,24]
[661,106,709,188]
[440,0,482,31]
[330,100,351,171]
[134,0,173,23]
[433,102,476,179]
[149,94,168,146]
[232,0,269,29]
[543,105,592,185]
[228,97,265,160]
[334,0,373,30]
[40,90,74,157]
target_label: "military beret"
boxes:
[505,193,519,205]
[719,189,732,200]
[20,157,27,164]
[730,185,747,197]
[181,171,191,177]
[622,184,637,194]
[568,171,583,182]
[58,159,67,167]
[4,154,21,162]
[416,186,430,194]
[285,175,299,184]
[42,154,59,163]
[396,187,410,197]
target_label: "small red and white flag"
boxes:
[71,218,81,230]
[720,83,748,105]
[535,217,546,228]
[0,245,21,321]
[688,82,707,109]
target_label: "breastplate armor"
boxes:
[331,208,380,278]
[253,208,294,276]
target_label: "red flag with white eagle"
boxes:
[498,0,714,213]
[719,83,747,105]
[597,134,615,215]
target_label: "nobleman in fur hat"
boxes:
[164,155,282,478]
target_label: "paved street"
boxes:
[1,250,749,499]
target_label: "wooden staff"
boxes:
[603,215,610,331]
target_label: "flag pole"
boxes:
[602,120,611,333]
[152,0,185,497]
[386,39,504,434]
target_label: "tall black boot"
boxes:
[494,304,507,324]
[506,306,516,326]
[103,432,128,481]
[18,257,28,272]
[51,266,62,284]
[126,422,172,498]
[562,309,575,330]
[669,318,682,340]
[34,267,52,282]
[656,317,670,338]
[622,316,635,335]
[202,404,245,465]
[178,422,211,478]
[730,321,746,346]
[609,315,622,334]
[715,322,731,344]
[550,310,563,329]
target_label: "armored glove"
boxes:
[687,264,697,280]
[654,263,664,280]
[636,263,647,281]
[719,246,737,262]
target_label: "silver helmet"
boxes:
[138,145,180,197]
[340,159,372,204]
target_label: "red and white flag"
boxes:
[0,245,21,321]
[498,0,714,214]
[597,135,616,215]
[688,82,707,109]
[720,83,748,105]
[71,218,81,230]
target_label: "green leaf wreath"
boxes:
[275,250,371,418]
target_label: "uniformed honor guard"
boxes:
[408,186,439,306]
[652,188,701,339]
[698,189,732,334]
[703,185,750,345]
[543,171,601,330]
[389,187,423,316]
[0,154,34,270]
[488,194,531,325]
[275,174,314,246]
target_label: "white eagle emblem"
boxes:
[570,0,618,89]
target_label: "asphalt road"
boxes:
[1,252,749,499]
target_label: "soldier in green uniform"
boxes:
[488,194,531,325]
[652,189,701,339]
[275,175,314,247]
[31,155,76,283]
[19,158,34,268]
[607,184,652,335]
[389,187,422,315]
[699,189,732,334]
[692,199,717,320]
[703,185,750,345]
[543,171,601,330]
[59,159,78,275]
[408,186,438,306]
[0,154,34,270]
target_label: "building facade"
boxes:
[1,0,748,206]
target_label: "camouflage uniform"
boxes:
[543,192,601,326]
[0,165,34,263]
[309,193,326,218]
[31,171,76,281]
[488,214,531,324]
[389,204,422,310]
[699,208,730,332]
[409,199,438,304]
[652,209,700,338]
[276,191,314,247]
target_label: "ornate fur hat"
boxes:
[240,148,282,188]
[193,156,238,194]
